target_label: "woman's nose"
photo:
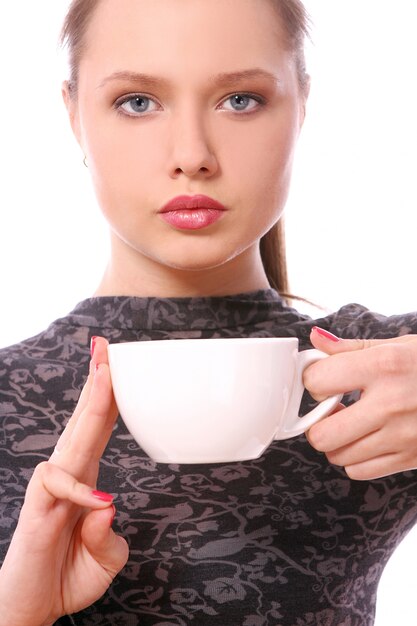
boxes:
[167,111,219,179]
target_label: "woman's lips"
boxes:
[158,195,227,230]
[160,208,225,230]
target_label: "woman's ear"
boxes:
[61,80,83,149]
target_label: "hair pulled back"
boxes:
[59,0,310,299]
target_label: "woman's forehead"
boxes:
[82,0,286,69]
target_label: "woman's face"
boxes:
[63,0,308,292]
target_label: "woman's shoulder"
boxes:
[0,313,91,407]
[316,303,417,340]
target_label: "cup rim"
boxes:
[108,336,299,350]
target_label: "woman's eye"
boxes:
[114,92,265,117]
[115,95,158,116]
[220,93,264,113]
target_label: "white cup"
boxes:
[108,337,342,464]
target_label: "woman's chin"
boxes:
[152,244,242,274]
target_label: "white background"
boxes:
[0,2,416,623]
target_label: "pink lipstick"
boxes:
[158,195,227,230]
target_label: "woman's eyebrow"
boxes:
[96,68,280,90]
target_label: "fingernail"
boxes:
[312,326,340,342]
[90,336,98,357]
[92,489,114,503]
[110,504,116,526]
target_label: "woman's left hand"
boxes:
[304,327,417,480]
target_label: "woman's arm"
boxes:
[0,337,129,626]
[305,327,417,480]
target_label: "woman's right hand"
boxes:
[0,337,129,626]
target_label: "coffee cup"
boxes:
[108,337,342,464]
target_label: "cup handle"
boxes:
[275,349,343,440]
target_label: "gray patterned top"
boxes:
[1,290,417,626]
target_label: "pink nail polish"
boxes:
[90,336,98,357]
[92,489,114,503]
[312,326,340,342]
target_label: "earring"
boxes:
[83,156,88,168]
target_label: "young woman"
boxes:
[0,1,417,625]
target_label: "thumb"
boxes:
[81,507,129,577]
[310,326,415,355]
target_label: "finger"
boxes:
[52,380,92,458]
[81,508,129,578]
[310,326,417,355]
[53,339,117,472]
[325,429,392,467]
[325,409,417,467]
[52,337,109,457]
[23,461,114,516]
[92,336,111,367]
[306,397,384,452]
[303,341,415,400]
[345,453,403,481]
[69,361,118,461]
[303,349,367,399]
[55,363,117,480]
[65,337,107,422]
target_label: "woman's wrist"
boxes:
[0,592,52,626]
[0,614,53,626]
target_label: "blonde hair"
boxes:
[59,0,310,300]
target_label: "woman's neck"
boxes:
[94,240,270,298]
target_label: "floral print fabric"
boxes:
[1,290,417,626]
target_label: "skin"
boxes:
[0,337,128,626]
[308,330,417,481]
[1,1,417,624]
[0,3,309,623]
[62,0,308,297]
